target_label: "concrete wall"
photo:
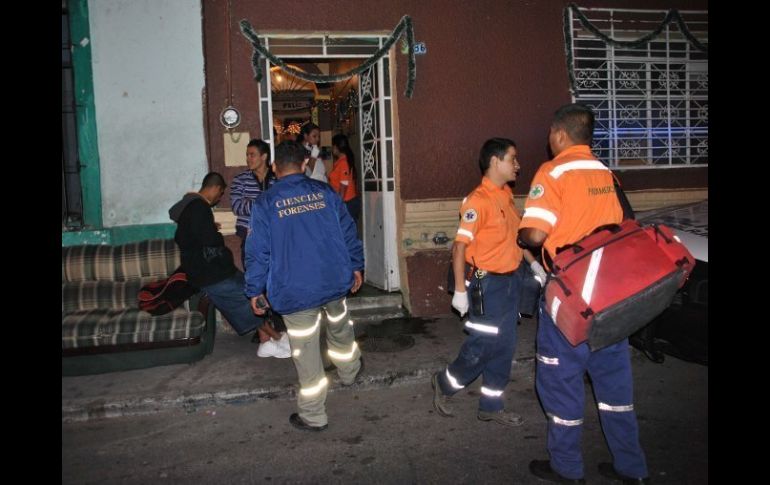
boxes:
[89,0,208,227]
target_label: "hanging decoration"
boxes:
[239,15,417,98]
[563,3,708,97]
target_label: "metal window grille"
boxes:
[62,2,83,228]
[568,7,708,168]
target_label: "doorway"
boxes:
[256,35,400,291]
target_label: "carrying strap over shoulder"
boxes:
[611,171,635,221]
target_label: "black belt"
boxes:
[476,268,516,277]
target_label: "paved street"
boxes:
[62,343,707,484]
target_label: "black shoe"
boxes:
[431,372,453,417]
[289,413,327,432]
[641,347,665,364]
[598,462,650,484]
[529,460,586,484]
[340,358,364,386]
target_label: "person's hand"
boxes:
[215,222,222,231]
[452,291,469,316]
[530,261,547,287]
[351,271,363,294]
[250,294,269,315]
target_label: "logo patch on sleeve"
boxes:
[529,184,545,199]
[462,209,478,223]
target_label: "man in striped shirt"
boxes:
[230,139,286,358]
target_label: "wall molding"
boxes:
[400,188,707,255]
[62,223,177,247]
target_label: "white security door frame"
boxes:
[257,34,400,291]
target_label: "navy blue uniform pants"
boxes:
[535,299,648,479]
[437,269,521,412]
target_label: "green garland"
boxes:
[563,3,708,96]
[239,15,417,98]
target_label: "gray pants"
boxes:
[284,297,362,426]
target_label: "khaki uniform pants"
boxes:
[284,297,361,426]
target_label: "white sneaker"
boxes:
[278,332,290,349]
[257,338,291,358]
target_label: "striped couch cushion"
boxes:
[62,308,205,349]
[61,279,192,313]
[62,239,180,283]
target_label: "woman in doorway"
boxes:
[298,122,327,182]
[329,133,361,222]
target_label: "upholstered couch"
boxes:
[62,239,216,376]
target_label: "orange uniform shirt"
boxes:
[328,154,359,202]
[520,145,622,259]
[454,176,522,273]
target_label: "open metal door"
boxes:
[358,55,399,291]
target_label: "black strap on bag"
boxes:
[612,172,635,221]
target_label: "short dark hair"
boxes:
[274,140,307,169]
[552,103,595,145]
[298,122,320,143]
[478,138,517,175]
[201,172,226,190]
[247,138,271,163]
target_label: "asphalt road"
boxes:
[62,351,707,484]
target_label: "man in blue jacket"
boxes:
[245,140,364,432]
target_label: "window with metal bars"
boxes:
[566,6,708,168]
[62,2,83,228]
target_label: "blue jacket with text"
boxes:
[244,173,364,314]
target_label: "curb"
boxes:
[62,357,536,423]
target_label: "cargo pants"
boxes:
[284,296,362,427]
[535,299,648,480]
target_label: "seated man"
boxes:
[169,172,289,358]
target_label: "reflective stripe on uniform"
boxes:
[548,413,583,426]
[548,160,609,179]
[536,353,560,366]
[300,376,329,397]
[328,342,359,361]
[457,228,474,240]
[464,321,499,335]
[480,386,504,397]
[445,369,465,389]
[523,207,557,227]
[326,300,348,323]
[287,312,321,337]
[551,297,561,325]
[598,402,634,412]
[581,247,603,305]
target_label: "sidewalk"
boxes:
[62,313,541,422]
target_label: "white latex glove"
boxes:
[530,261,548,287]
[452,291,469,316]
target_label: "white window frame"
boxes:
[567,7,708,169]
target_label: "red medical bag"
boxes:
[544,220,696,350]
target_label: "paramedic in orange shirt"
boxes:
[431,137,538,427]
[518,103,650,484]
[329,134,361,222]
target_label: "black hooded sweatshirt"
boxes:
[169,193,237,288]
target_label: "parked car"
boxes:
[631,200,708,365]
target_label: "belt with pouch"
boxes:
[473,268,517,279]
